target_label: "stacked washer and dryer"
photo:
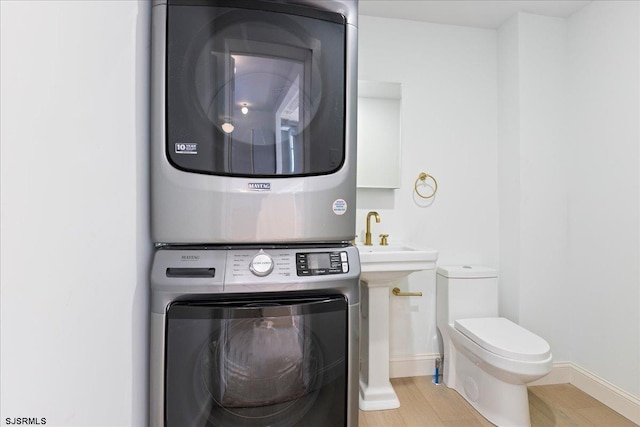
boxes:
[149,1,360,426]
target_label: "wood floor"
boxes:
[358,377,639,427]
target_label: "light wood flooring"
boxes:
[358,377,639,427]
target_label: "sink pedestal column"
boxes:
[359,279,400,411]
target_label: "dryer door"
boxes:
[164,294,348,427]
[166,1,346,177]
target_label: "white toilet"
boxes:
[436,265,553,427]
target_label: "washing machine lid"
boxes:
[454,317,551,362]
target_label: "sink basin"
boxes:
[357,244,438,283]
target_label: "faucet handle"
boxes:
[379,234,389,246]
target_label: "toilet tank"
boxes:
[436,265,499,326]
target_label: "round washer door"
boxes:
[164,295,349,427]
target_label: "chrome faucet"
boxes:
[365,211,380,246]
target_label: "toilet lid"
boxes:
[454,317,551,362]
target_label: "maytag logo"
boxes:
[248,182,271,191]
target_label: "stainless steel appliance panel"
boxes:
[150,0,358,244]
[149,246,360,426]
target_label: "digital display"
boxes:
[296,251,346,276]
[307,253,331,270]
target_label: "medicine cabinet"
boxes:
[357,81,401,189]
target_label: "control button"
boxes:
[340,252,348,262]
[250,251,274,277]
[342,262,349,273]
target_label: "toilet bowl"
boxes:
[436,266,552,427]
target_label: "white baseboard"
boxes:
[390,353,437,379]
[528,361,573,386]
[396,353,640,425]
[568,363,640,425]
[391,357,639,425]
[529,361,640,424]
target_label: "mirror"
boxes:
[357,80,402,189]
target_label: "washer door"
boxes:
[166,1,346,177]
[165,295,348,427]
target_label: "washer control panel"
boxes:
[223,247,353,284]
[151,246,360,312]
[296,251,349,276]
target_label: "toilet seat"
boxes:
[454,317,551,362]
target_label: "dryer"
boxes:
[150,0,358,245]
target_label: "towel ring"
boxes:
[414,172,438,199]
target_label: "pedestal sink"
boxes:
[357,244,438,411]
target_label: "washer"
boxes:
[149,245,360,426]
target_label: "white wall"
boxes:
[496,14,522,324]
[497,12,572,362]
[565,1,639,396]
[0,1,150,425]
[497,3,639,397]
[357,16,499,365]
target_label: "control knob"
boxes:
[250,250,274,277]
